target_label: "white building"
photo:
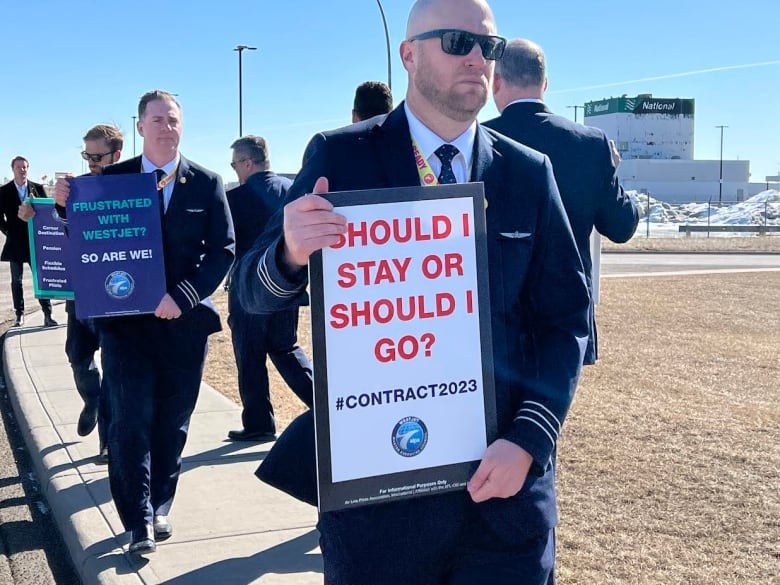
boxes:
[583,94,773,203]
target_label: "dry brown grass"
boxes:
[204,268,779,583]
[203,293,311,430]
[557,273,779,584]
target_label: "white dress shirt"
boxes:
[141,154,180,212]
[404,102,476,184]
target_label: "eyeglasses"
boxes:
[230,158,249,170]
[408,29,506,61]
[81,150,116,163]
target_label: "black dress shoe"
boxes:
[153,515,173,541]
[129,524,156,555]
[227,429,276,442]
[43,314,58,327]
[12,315,23,327]
[77,404,98,436]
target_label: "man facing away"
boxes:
[226,135,312,443]
[352,80,393,122]
[486,38,639,364]
[55,90,234,555]
[0,156,57,327]
[235,0,589,582]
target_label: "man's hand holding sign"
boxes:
[281,177,345,270]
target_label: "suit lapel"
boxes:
[370,105,422,188]
[167,156,192,213]
[471,124,499,187]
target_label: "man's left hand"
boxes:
[154,294,182,320]
[17,201,35,221]
[467,439,533,502]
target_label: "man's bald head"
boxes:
[406,0,496,39]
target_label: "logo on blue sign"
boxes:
[105,271,135,300]
[392,416,428,457]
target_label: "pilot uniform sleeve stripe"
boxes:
[522,400,562,430]
[176,280,199,307]
[257,249,302,298]
[513,416,556,448]
[514,408,559,440]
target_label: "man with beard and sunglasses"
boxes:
[236,0,588,582]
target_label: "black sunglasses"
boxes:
[409,29,506,61]
[81,150,116,163]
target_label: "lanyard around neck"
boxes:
[156,164,178,191]
[411,136,440,187]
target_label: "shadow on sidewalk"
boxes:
[159,528,322,584]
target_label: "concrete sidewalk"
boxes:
[2,304,322,584]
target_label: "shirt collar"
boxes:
[506,98,545,107]
[141,153,180,176]
[404,102,476,170]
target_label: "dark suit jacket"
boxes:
[0,180,47,262]
[237,104,589,539]
[226,171,291,260]
[100,156,235,337]
[485,102,639,363]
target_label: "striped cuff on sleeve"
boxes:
[256,248,305,299]
[170,279,200,311]
[513,400,561,449]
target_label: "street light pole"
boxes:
[234,45,257,137]
[716,125,728,207]
[375,0,392,91]
[131,115,137,156]
[567,105,583,123]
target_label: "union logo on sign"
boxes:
[105,271,135,300]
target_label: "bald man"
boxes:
[236,1,588,582]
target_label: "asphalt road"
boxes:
[0,240,777,585]
[601,252,780,275]
[0,233,79,584]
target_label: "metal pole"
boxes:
[716,125,728,207]
[567,105,583,123]
[646,191,650,238]
[238,49,243,136]
[131,115,137,156]
[234,45,257,137]
[376,0,392,91]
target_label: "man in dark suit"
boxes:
[235,0,589,582]
[225,135,312,442]
[55,90,234,555]
[0,156,57,327]
[352,80,393,122]
[486,38,639,364]
[49,125,124,461]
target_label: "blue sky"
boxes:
[2,0,778,186]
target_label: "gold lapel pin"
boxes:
[179,176,187,184]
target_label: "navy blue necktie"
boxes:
[434,144,459,184]
[155,169,166,216]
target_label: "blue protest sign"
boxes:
[67,173,166,319]
[27,198,73,299]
